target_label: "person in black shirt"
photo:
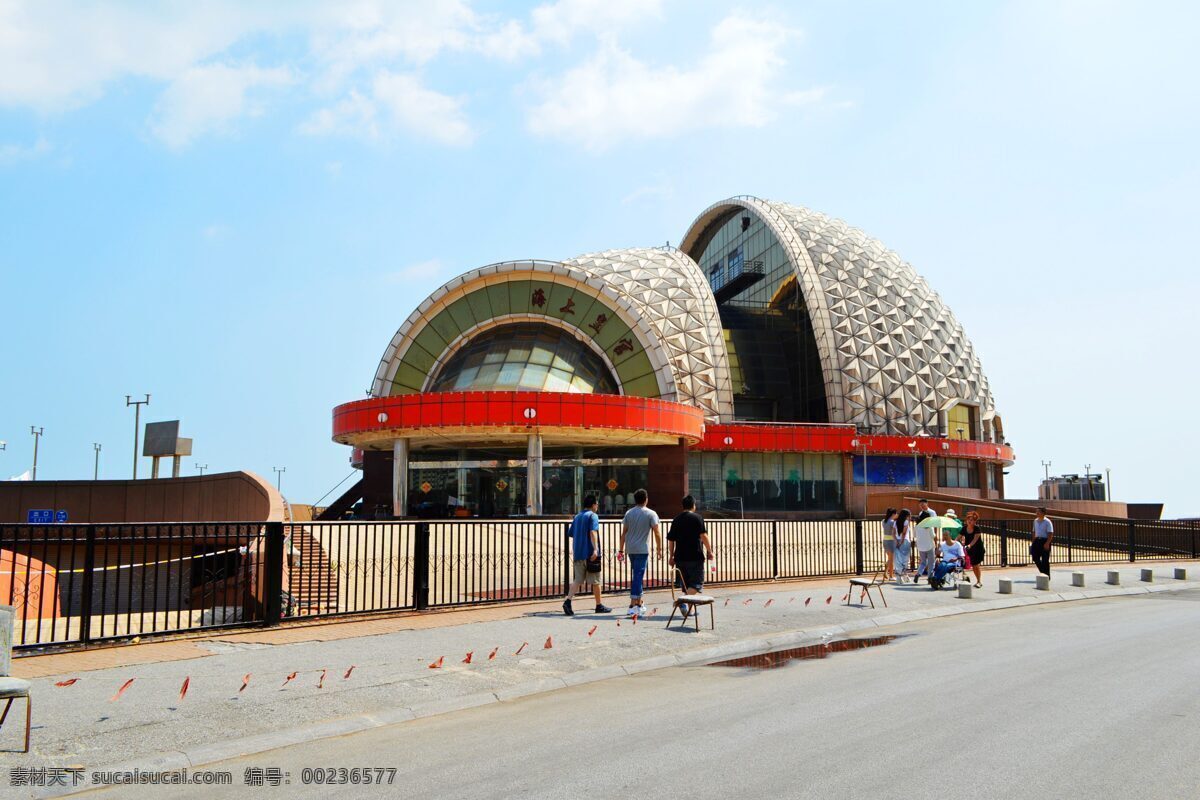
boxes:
[667,496,714,615]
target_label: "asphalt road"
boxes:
[80,590,1200,799]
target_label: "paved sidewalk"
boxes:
[1,562,1194,785]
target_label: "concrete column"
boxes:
[977,460,990,499]
[647,439,688,518]
[526,434,543,516]
[994,463,1006,499]
[1140,568,1154,582]
[392,438,409,518]
[998,578,1013,594]
[924,456,937,492]
[573,446,584,513]
[1071,571,1085,587]
[172,455,182,479]
[841,454,855,516]
[1106,570,1120,585]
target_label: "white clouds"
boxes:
[300,72,473,146]
[0,1,818,153]
[0,136,51,166]
[386,259,444,284]
[150,64,293,149]
[526,13,810,151]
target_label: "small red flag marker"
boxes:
[764,599,774,607]
[109,678,135,702]
[514,642,528,656]
[281,671,298,687]
[239,674,252,693]
[488,647,499,660]
[178,677,190,701]
[428,656,444,669]
[724,598,730,607]
[343,666,356,680]
[318,669,327,689]
[650,608,658,615]
[543,635,554,649]
[54,679,79,687]
[462,651,474,664]
[805,597,812,606]
[825,596,832,604]
[587,625,597,637]
[842,593,849,601]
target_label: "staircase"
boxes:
[285,526,340,615]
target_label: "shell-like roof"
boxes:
[371,248,733,421]
[681,197,996,434]
[563,248,733,421]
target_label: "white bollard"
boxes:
[1106,571,1120,585]
[998,578,1013,594]
[957,582,973,599]
[1071,572,1085,587]
[1140,568,1154,582]
[1174,568,1188,580]
[1035,574,1051,591]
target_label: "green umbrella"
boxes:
[917,515,962,533]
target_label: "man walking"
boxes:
[564,495,612,616]
[913,514,937,584]
[1032,507,1054,577]
[618,489,661,617]
[667,496,713,617]
[916,498,937,525]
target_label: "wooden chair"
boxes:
[847,565,888,609]
[0,605,31,753]
[665,567,715,631]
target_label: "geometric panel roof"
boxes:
[681,196,997,435]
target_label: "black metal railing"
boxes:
[2,517,1196,652]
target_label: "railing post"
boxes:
[263,522,284,626]
[999,520,1009,568]
[854,519,864,575]
[564,522,572,596]
[771,521,780,579]
[1066,519,1073,564]
[79,526,96,644]
[1127,520,1137,563]
[1192,521,1197,560]
[414,521,430,610]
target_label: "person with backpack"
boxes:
[563,495,612,616]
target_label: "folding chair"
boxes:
[847,564,888,609]
[665,567,715,631]
[0,606,31,753]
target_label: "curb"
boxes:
[35,577,1199,798]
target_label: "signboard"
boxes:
[420,481,433,494]
[55,510,68,523]
[495,479,509,492]
[143,420,193,457]
[27,509,54,524]
[606,479,619,491]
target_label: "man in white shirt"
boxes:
[1031,507,1055,577]
[930,532,965,588]
[913,518,937,584]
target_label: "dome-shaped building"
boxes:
[332,197,1013,519]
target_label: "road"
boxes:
[80,590,1200,799]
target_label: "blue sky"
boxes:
[1,0,1197,515]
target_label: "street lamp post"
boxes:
[196,463,208,476]
[1084,462,1093,501]
[125,394,151,479]
[1106,467,1112,501]
[30,426,44,480]
[93,443,102,480]
[273,466,286,493]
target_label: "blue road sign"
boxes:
[27,509,54,524]
[55,509,69,523]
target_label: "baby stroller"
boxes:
[928,553,970,590]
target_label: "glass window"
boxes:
[937,458,979,489]
[430,323,619,394]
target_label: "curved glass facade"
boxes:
[688,210,828,423]
[429,323,620,394]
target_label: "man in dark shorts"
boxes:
[667,496,714,616]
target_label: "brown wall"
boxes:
[0,471,285,523]
[647,441,689,519]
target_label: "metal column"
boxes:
[526,434,544,516]
[392,438,410,518]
